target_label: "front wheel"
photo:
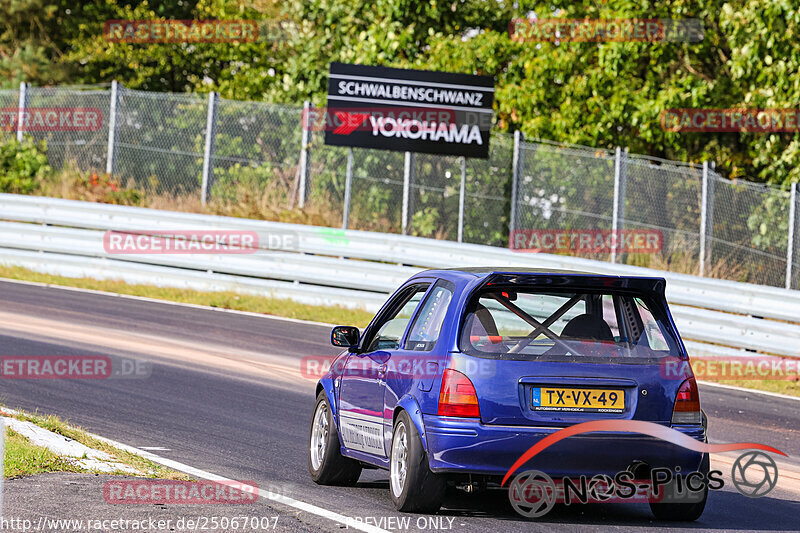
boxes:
[308,391,362,485]
[389,411,445,513]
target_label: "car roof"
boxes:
[434,266,597,276]
[411,267,666,287]
[418,266,602,279]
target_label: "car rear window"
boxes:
[458,287,681,362]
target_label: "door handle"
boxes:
[377,364,387,378]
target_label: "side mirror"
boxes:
[331,326,360,348]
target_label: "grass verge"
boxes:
[2,408,192,480]
[0,265,375,328]
[3,428,82,478]
[701,378,800,397]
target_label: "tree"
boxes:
[7,0,800,188]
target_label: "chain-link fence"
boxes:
[4,83,800,289]
[515,140,617,262]
[0,89,20,139]
[512,141,799,288]
[622,154,704,272]
[115,88,206,197]
[707,172,798,287]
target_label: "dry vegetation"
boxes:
[37,164,344,228]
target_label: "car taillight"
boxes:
[438,369,480,418]
[671,377,701,425]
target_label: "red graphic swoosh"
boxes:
[501,420,786,486]
[333,112,370,135]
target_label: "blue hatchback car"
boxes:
[308,268,707,519]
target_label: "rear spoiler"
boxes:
[479,272,667,295]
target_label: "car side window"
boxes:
[634,297,671,351]
[405,282,454,351]
[363,284,430,352]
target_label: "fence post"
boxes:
[105,80,119,175]
[786,182,797,289]
[342,147,354,229]
[402,151,414,234]
[298,101,312,208]
[200,91,218,206]
[619,148,628,224]
[16,81,27,142]
[509,130,522,238]
[611,147,623,263]
[458,156,467,242]
[699,161,709,277]
[706,165,715,268]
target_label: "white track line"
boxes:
[0,276,336,328]
[0,407,386,532]
[698,380,800,401]
[88,433,390,533]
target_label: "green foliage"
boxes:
[4,0,800,282]
[9,0,800,188]
[0,136,51,193]
[411,207,440,238]
[210,162,279,202]
[747,187,790,249]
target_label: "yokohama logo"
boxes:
[369,117,483,144]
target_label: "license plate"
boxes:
[531,387,625,413]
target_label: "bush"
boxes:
[210,162,282,203]
[0,136,51,194]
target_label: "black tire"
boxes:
[308,391,362,485]
[649,454,709,521]
[389,411,445,513]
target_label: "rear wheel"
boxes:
[389,411,445,513]
[308,391,362,485]
[649,455,709,521]
[649,484,708,521]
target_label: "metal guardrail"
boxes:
[1,193,798,360]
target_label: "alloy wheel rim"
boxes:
[390,422,408,497]
[310,402,329,470]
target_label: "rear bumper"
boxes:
[423,414,706,477]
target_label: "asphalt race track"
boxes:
[1,279,798,532]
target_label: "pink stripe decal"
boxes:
[501,420,786,486]
[342,407,382,418]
